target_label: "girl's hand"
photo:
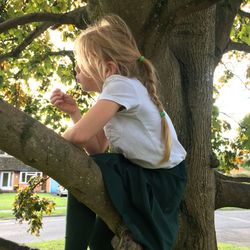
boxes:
[50,89,79,116]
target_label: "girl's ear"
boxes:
[106,61,118,77]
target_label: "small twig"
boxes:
[219,111,245,129]
[238,9,250,19]
[220,60,250,91]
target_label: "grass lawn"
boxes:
[26,241,250,250]
[27,240,65,250]
[219,207,246,211]
[218,243,250,250]
[0,193,67,219]
[0,207,66,219]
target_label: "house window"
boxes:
[0,172,12,188]
[21,172,26,183]
[19,172,43,183]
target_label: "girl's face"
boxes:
[75,62,118,93]
[75,65,101,93]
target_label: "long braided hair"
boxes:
[74,14,172,163]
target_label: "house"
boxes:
[0,150,59,193]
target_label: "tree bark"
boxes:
[1,1,250,250]
[215,0,243,65]
[217,171,250,183]
[215,172,250,209]
[0,238,38,250]
[167,6,217,250]
[0,99,129,239]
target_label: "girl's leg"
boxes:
[65,192,96,250]
[89,216,114,250]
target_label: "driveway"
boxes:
[0,216,65,243]
[0,210,249,247]
[215,210,250,247]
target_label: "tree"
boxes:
[234,113,250,167]
[1,1,250,249]
[238,113,250,151]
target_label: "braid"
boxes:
[142,58,172,163]
[74,14,171,163]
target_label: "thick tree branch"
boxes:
[216,171,250,183]
[170,0,222,23]
[215,171,250,209]
[0,98,120,232]
[161,0,222,31]
[215,0,244,65]
[0,6,89,33]
[0,23,51,63]
[238,9,250,19]
[141,0,221,54]
[0,99,142,249]
[0,237,37,250]
[226,40,250,53]
[0,13,72,33]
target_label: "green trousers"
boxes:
[65,193,114,250]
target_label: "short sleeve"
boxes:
[98,75,139,111]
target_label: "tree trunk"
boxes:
[1,1,249,249]
[166,7,217,250]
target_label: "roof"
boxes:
[0,151,39,172]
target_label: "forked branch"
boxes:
[226,40,250,53]
[0,6,88,33]
[0,23,51,63]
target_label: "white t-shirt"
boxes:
[98,75,187,169]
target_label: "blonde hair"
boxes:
[74,14,172,163]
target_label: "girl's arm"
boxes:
[68,108,109,155]
[84,129,109,155]
[63,99,121,154]
[50,89,111,155]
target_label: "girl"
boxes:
[50,14,187,250]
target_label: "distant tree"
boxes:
[211,105,237,173]
[239,114,250,149]
[235,113,250,167]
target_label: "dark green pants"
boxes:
[65,193,114,250]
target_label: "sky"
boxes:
[214,53,250,138]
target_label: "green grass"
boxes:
[243,166,250,172]
[0,207,66,219]
[218,243,250,250]
[0,193,67,219]
[0,193,67,210]
[26,241,250,250]
[0,210,19,219]
[27,239,65,250]
[219,207,246,211]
